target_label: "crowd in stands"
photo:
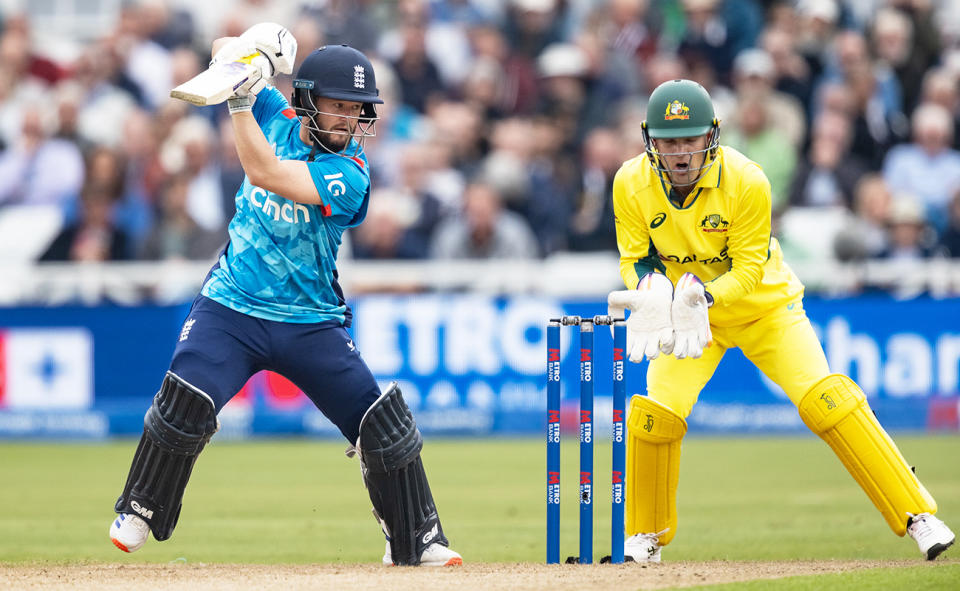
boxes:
[1,0,960,270]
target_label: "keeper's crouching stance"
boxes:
[110,23,461,566]
[609,79,954,562]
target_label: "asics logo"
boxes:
[422,523,439,544]
[651,212,667,228]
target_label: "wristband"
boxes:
[227,95,254,114]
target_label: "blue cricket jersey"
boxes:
[201,86,370,325]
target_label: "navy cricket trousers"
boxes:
[168,295,381,442]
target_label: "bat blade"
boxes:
[170,61,259,106]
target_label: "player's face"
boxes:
[301,97,363,152]
[652,135,709,187]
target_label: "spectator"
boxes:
[817,30,908,167]
[878,193,937,262]
[388,15,445,113]
[834,174,892,261]
[139,174,226,261]
[883,102,960,231]
[678,0,763,84]
[918,68,960,150]
[725,94,797,213]
[760,26,814,116]
[939,190,960,257]
[567,127,622,252]
[789,109,867,209]
[350,187,425,259]
[728,48,806,150]
[0,105,84,208]
[39,181,129,262]
[430,180,539,258]
[159,116,225,233]
[869,8,932,115]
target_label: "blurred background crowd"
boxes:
[1,0,960,271]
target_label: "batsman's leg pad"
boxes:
[115,371,219,541]
[626,395,687,546]
[798,374,936,536]
[358,382,447,566]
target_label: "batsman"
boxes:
[107,23,461,566]
[607,79,955,562]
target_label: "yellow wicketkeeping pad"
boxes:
[798,374,936,536]
[626,395,687,545]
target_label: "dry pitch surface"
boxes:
[0,560,926,590]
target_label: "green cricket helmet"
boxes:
[641,79,720,187]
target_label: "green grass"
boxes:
[0,435,958,571]
[682,563,960,590]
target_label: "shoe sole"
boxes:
[383,558,463,567]
[926,538,955,560]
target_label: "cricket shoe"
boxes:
[382,541,463,566]
[906,512,955,560]
[624,529,668,563]
[110,513,150,553]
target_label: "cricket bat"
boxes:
[170,60,260,106]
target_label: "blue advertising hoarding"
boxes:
[0,294,957,439]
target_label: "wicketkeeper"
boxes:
[607,79,954,562]
[108,23,462,567]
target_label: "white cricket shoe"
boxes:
[906,512,955,560]
[382,541,463,566]
[109,513,150,553]
[624,529,667,563]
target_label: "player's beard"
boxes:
[304,116,356,154]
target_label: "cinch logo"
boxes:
[820,393,837,410]
[664,100,689,120]
[651,212,667,228]
[700,214,729,233]
[354,65,365,89]
[130,500,154,520]
[643,414,655,432]
[250,186,312,223]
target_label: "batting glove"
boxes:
[607,272,675,362]
[239,22,298,76]
[670,273,712,359]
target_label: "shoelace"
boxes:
[907,513,934,539]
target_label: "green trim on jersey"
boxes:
[633,239,667,286]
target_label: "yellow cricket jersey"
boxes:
[613,145,803,327]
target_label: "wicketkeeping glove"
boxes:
[670,273,712,359]
[607,272,675,362]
